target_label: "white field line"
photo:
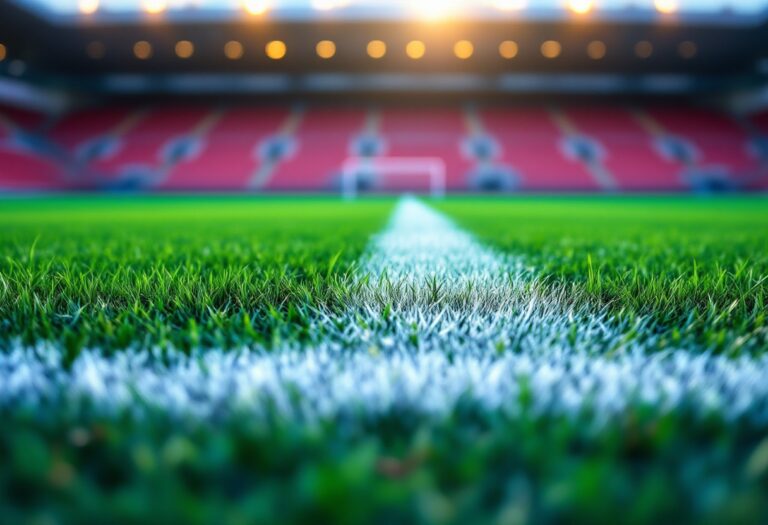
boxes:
[2,198,768,425]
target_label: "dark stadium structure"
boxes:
[1,0,768,193]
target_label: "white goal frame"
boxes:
[341,157,446,199]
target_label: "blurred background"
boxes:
[1,0,767,194]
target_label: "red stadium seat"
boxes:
[378,109,471,191]
[161,108,288,190]
[565,108,686,190]
[50,107,133,152]
[0,146,65,190]
[647,108,759,175]
[750,111,768,136]
[89,107,211,178]
[0,105,46,132]
[266,109,365,191]
[481,109,597,190]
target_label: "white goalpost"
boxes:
[341,157,447,199]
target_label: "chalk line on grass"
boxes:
[2,198,768,425]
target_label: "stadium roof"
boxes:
[12,0,768,25]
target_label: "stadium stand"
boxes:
[1,103,767,193]
[50,107,133,154]
[0,146,64,190]
[1,0,767,194]
[88,107,212,181]
[376,109,473,191]
[265,108,366,191]
[479,108,598,191]
[646,108,760,178]
[0,105,45,132]
[160,108,289,190]
[564,108,687,191]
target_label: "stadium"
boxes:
[1,0,767,523]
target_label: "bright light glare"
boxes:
[311,0,348,10]
[491,0,526,10]
[367,40,387,59]
[175,40,194,59]
[412,0,464,21]
[242,0,269,15]
[406,40,426,59]
[142,0,167,14]
[541,40,562,58]
[265,40,287,59]
[316,40,336,59]
[499,40,518,59]
[654,0,678,14]
[224,40,244,59]
[78,0,99,15]
[568,0,593,14]
[454,40,474,60]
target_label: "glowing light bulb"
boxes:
[78,0,99,15]
[654,0,678,14]
[242,0,269,15]
[491,0,526,11]
[143,0,167,14]
[568,0,593,15]
[412,0,463,21]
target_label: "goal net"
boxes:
[341,157,446,199]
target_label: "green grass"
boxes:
[2,195,768,525]
[0,196,393,353]
[436,196,768,355]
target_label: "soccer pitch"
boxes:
[1,195,767,524]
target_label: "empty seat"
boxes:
[89,107,211,179]
[481,109,597,190]
[266,109,365,191]
[750,111,768,137]
[648,108,759,175]
[0,105,46,132]
[50,107,133,153]
[565,108,686,190]
[160,108,288,190]
[0,146,64,190]
[377,109,471,191]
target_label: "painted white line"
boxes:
[2,198,768,425]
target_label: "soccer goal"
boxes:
[341,157,446,199]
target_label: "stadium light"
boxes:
[635,40,653,59]
[316,40,336,59]
[491,0,526,11]
[454,40,474,60]
[367,40,387,59]
[568,0,593,15]
[142,0,167,15]
[587,40,606,60]
[412,0,462,21]
[541,40,562,59]
[175,40,194,59]
[242,0,269,16]
[406,40,426,60]
[654,0,678,14]
[265,40,287,60]
[499,40,518,59]
[311,0,346,10]
[133,41,153,59]
[224,41,244,60]
[78,0,99,15]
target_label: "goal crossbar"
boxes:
[341,157,447,199]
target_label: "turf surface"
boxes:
[1,195,767,525]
